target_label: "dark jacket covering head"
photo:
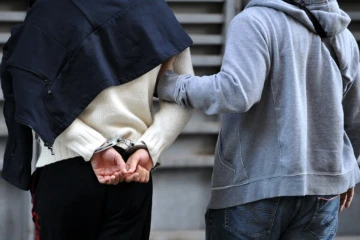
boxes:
[29,0,36,7]
[0,0,193,190]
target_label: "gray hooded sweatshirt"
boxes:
[159,0,360,209]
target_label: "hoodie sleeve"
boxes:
[136,48,194,167]
[157,13,271,115]
[343,66,360,167]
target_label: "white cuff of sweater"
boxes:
[58,120,107,161]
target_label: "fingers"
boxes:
[115,153,128,174]
[139,168,150,183]
[339,192,347,212]
[158,55,177,78]
[98,167,150,184]
[132,149,153,171]
[125,166,150,183]
[162,55,176,69]
[127,153,141,174]
[339,187,355,212]
[125,173,140,183]
[109,172,124,185]
[97,172,125,185]
[103,148,128,174]
[97,175,110,184]
[345,188,355,209]
[99,148,127,174]
[135,165,150,183]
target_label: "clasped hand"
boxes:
[90,147,153,185]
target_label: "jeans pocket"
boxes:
[303,195,340,240]
[224,198,280,238]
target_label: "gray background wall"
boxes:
[0,1,360,239]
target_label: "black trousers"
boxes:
[30,147,152,240]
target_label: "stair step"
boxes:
[0,33,10,44]
[182,122,220,134]
[352,32,360,41]
[347,11,360,21]
[0,11,26,22]
[192,55,222,67]
[176,13,224,24]
[150,231,205,240]
[190,34,223,45]
[159,154,214,168]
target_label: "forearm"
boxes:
[138,47,194,166]
[137,101,193,165]
[161,70,266,115]
[157,14,270,115]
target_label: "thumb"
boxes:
[339,193,347,212]
[127,153,140,174]
[345,188,354,208]
[113,151,127,174]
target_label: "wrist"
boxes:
[123,143,149,162]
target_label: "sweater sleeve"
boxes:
[55,118,107,161]
[136,48,194,166]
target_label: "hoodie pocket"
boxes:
[212,129,249,188]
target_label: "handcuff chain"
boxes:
[94,137,135,153]
[118,138,135,147]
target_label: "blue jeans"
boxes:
[205,195,340,240]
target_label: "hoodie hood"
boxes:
[246,0,350,37]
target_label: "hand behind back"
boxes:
[90,147,152,185]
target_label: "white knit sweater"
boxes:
[36,48,194,168]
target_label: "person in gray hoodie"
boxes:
[157,0,360,239]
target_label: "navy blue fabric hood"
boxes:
[1,0,192,190]
[29,0,36,8]
[2,0,192,145]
